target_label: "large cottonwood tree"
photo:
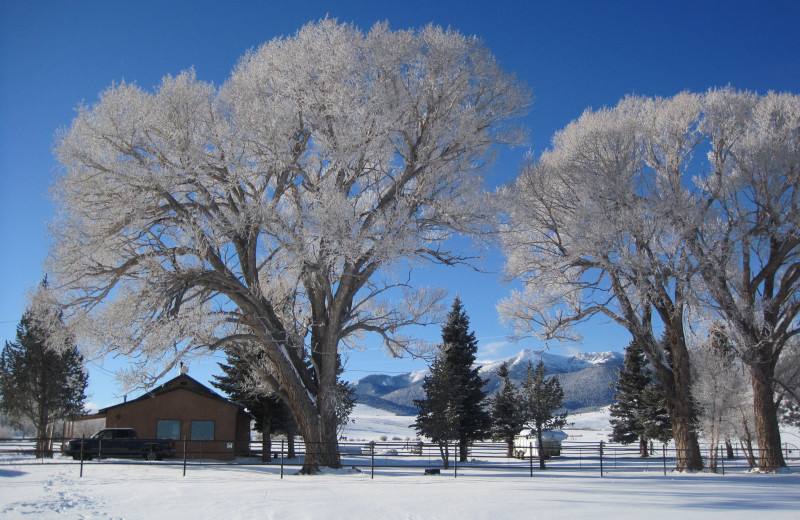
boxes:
[687,89,800,471]
[499,93,706,471]
[499,88,799,472]
[49,20,529,472]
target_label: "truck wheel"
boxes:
[144,449,160,461]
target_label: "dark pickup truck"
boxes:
[64,428,176,461]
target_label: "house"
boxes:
[98,371,251,460]
[513,429,568,459]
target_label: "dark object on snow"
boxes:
[424,468,441,475]
[64,428,176,461]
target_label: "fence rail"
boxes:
[1,437,798,478]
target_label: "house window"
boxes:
[156,419,181,440]
[191,420,215,441]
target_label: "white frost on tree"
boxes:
[48,20,530,472]
[686,89,800,471]
[497,93,706,471]
[690,328,754,471]
[499,88,800,472]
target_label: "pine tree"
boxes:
[0,289,88,457]
[212,350,295,461]
[440,298,491,461]
[412,355,462,468]
[413,298,491,465]
[609,339,672,457]
[520,360,567,470]
[490,361,525,457]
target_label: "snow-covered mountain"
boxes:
[352,349,624,415]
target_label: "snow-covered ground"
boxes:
[2,406,799,519]
[343,404,617,443]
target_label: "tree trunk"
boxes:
[295,408,341,474]
[506,438,514,458]
[287,427,296,459]
[649,329,704,471]
[639,436,649,458]
[708,444,718,473]
[725,439,734,460]
[751,370,787,472]
[664,391,703,471]
[438,441,450,469]
[261,417,272,463]
[35,369,50,458]
[740,436,756,469]
[537,427,546,470]
[249,327,341,473]
[459,440,469,462]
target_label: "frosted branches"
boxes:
[48,19,530,408]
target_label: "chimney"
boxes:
[179,362,189,375]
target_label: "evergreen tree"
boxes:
[212,349,295,461]
[0,286,88,458]
[490,361,525,457]
[439,298,491,461]
[414,298,491,465]
[609,339,672,457]
[333,360,356,440]
[520,360,567,470]
[412,354,462,468]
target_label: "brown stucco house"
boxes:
[99,372,251,460]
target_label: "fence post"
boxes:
[280,439,284,479]
[370,441,375,480]
[599,441,604,477]
[662,444,666,476]
[529,442,533,477]
[182,437,187,477]
[721,450,725,476]
[79,436,84,478]
[454,442,458,479]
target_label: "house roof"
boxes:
[99,373,248,414]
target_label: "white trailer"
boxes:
[513,429,568,459]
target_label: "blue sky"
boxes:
[2,0,799,407]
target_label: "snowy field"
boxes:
[1,406,799,519]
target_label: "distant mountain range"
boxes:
[351,350,625,415]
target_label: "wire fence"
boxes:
[1,437,798,479]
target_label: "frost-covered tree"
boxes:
[498,93,705,470]
[691,329,754,471]
[48,20,529,472]
[0,282,88,457]
[609,339,672,457]
[776,339,800,428]
[519,360,567,470]
[500,88,800,471]
[490,361,525,457]
[684,89,800,471]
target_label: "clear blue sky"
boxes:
[2,0,799,408]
